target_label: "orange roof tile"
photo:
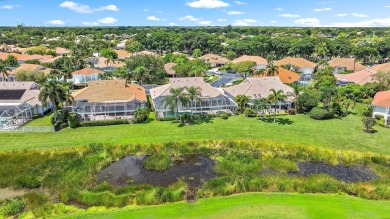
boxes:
[252,67,300,84]
[275,57,317,68]
[71,67,104,75]
[371,62,390,72]
[328,58,365,72]
[373,90,390,107]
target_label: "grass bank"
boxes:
[58,193,390,219]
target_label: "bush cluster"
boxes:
[244,108,256,117]
[309,107,334,120]
[80,119,129,127]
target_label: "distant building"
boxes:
[372,90,390,125]
[164,63,177,77]
[55,47,71,56]
[275,57,317,75]
[335,62,390,85]
[328,58,365,74]
[231,55,268,70]
[200,54,230,68]
[70,67,104,86]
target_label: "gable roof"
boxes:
[373,90,390,107]
[223,77,294,101]
[164,63,177,76]
[335,69,377,85]
[0,52,53,62]
[275,57,317,68]
[72,80,147,103]
[55,47,71,54]
[232,55,268,65]
[328,58,365,72]
[113,50,132,58]
[12,64,52,75]
[370,62,390,72]
[252,67,300,84]
[0,82,41,106]
[71,67,104,75]
[200,54,230,65]
[150,77,226,100]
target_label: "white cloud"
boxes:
[314,8,332,12]
[275,8,283,11]
[98,17,117,24]
[234,1,246,5]
[147,16,162,21]
[1,5,20,9]
[186,0,229,9]
[336,13,348,17]
[82,21,100,26]
[198,20,212,25]
[386,5,390,8]
[227,11,245,15]
[143,9,150,12]
[279,13,300,18]
[59,1,119,13]
[327,18,390,27]
[351,13,368,18]
[294,18,321,26]
[169,22,176,26]
[271,20,277,23]
[232,18,256,26]
[217,18,227,22]
[47,20,65,25]
[180,15,201,22]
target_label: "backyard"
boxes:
[0,104,389,153]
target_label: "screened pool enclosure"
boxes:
[0,104,34,130]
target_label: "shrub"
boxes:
[244,108,256,117]
[158,117,176,121]
[67,113,79,128]
[309,107,334,120]
[220,113,229,120]
[374,114,384,120]
[133,107,150,124]
[0,198,25,217]
[80,119,128,127]
[331,102,343,117]
[180,113,191,123]
[362,106,373,117]
[287,108,296,115]
[362,117,376,133]
[143,152,172,171]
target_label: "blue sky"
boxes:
[0,0,390,27]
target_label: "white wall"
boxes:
[333,67,346,74]
[300,67,315,74]
[373,106,390,123]
[255,64,267,70]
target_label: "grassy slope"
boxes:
[25,114,52,126]
[0,110,389,153]
[58,193,390,219]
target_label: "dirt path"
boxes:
[0,188,26,200]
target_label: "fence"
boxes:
[1,126,55,133]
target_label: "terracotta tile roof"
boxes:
[200,54,230,65]
[252,67,300,84]
[328,58,365,72]
[335,69,377,85]
[72,80,147,103]
[113,50,132,58]
[55,47,71,54]
[275,57,317,68]
[150,77,226,100]
[232,55,268,65]
[224,77,294,101]
[71,67,104,75]
[0,52,53,62]
[371,62,390,72]
[373,90,390,107]
[12,64,52,75]
[164,63,177,76]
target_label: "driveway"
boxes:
[210,73,242,88]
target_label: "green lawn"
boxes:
[25,114,53,126]
[58,193,390,219]
[0,109,389,153]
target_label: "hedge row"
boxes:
[79,119,129,127]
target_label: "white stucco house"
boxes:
[70,67,104,86]
[231,55,268,70]
[372,90,390,125]
[275,57,317,75]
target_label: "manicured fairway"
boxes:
[1,112,389,153]
[58,193,390,219]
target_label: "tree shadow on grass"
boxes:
[264,117,294,125]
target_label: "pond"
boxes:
[97,155,216,190]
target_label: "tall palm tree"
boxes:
[267,89,287,123]
[105,57,116,71]
[0,61,11,81]
[252,98,268,119]
[38,80,69,122]
[186,86,202,120]
[163,87,189,121]
[265,64,279,76]
[234,94,250,113]
[287,85,301,110]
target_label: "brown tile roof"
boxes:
[371,62,390,72]
[335,69,377,85]
[12,64,52,75]
[275,57,317,68]
[232,55,268,65]
[150,77,226,100]
[373,90,390,107]
[72,80,147,103]
[224,77,294,101]
[200,53,230,65]
[164,63,177,76]
[328,58,365,72]
[93,57,126,69]
[55,47,71,54]
[0,52,53,62]
[71,67,104,75]
[113,50,132,58]
[252,67,300,84]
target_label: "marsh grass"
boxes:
[143,151,172,171]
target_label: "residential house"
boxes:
[200,54,230,67]
[223,77,294,108]
[0,52,53,64]
[70,67,104,86]
[150,77,236,118]
[71,80,147,121]
[232,55,268,70]
[0,82,51,130]
[164,63,177,77]
[328,58,365,74]
[8,64,53,81]
[55,47,71,56]
[275,57,317,74]
[113,50,132,59]
[372,90,390,125]
[335,62,390,85]
[253,67,300,84]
